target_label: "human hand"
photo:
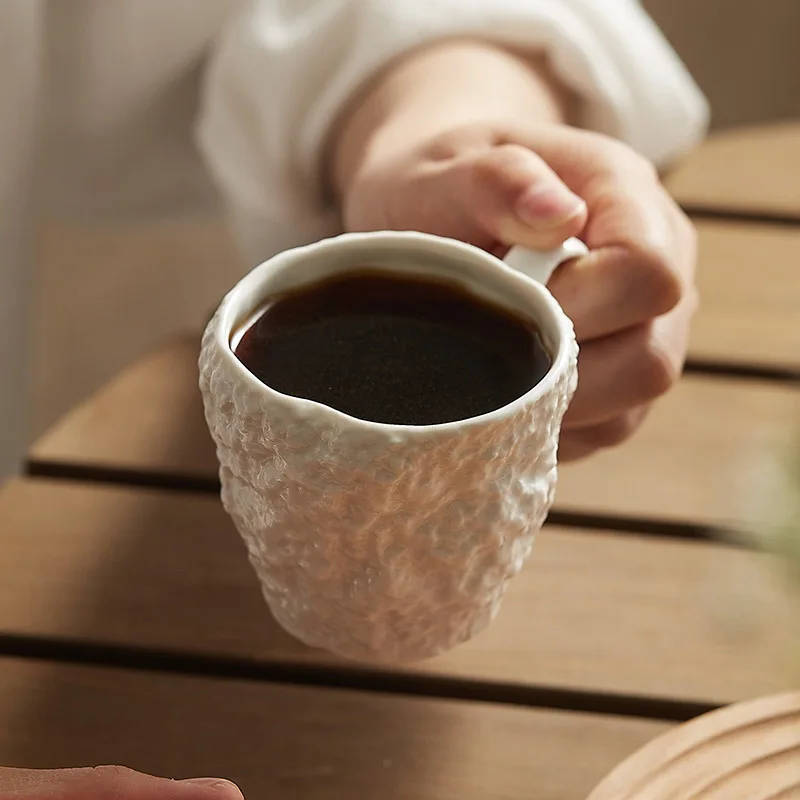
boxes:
[343,122,698,459]
[0,765,243,799]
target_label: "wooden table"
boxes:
[2,123,800,799]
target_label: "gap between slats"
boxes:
[24,460,751,548]
[683,206,800,229]
[0,632,719,724]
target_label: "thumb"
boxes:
[0,765,244,799]
[462,143,587,250]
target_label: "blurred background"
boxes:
[30,0,800,438]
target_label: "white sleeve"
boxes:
[197,0,709,265]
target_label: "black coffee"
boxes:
[233,271,551,425]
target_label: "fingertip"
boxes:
[509,185,587,249]
[181,778,245,799]
[468,144,587,248]
[515,185,587,231]
[497,211,586,251]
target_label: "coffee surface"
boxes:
[234,271,551,425]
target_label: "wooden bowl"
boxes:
[587,692,800,800]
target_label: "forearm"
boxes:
[329,39,575,201]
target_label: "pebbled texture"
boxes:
[199,314,577,663]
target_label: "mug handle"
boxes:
[503,237,588,285]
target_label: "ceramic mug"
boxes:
[199,232,585,662]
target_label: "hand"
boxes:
[0,765,244,799]
[343,122,698,459]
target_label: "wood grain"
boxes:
[692,221,800,369]
[0,656,668,800]
[29,336,800,528]
[666,122,800,219]
[0,478,796,708]
[30,335,214,482]
[555,377,798,528]
[588,692,800,800]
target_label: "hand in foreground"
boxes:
[0,765,243,799]
[343,122,697,459]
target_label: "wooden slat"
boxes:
[692,221,800,369]
[666,121,800,219]
[0,656,667,800]
[0,478,796,708]
[587,692,800,800]
[556,377,798,528]
[29,336,215,483]
[29,336,800,529]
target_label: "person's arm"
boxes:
[320,36,699,462]
[197,0,706,460]
[329,40,575,199]
[197,0,709,265]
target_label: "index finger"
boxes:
[503,126,694,339]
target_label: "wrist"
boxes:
[328,39,575,204]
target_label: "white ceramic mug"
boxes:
[199,232,586,662]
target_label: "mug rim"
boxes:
[212,230,576,435]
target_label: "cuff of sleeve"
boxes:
[300,0,709,187]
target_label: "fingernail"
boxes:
[181,778,243,797]
[516,185,585,228]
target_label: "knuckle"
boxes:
[469,150,503,188]
[640,204,695,311]
[619,146,658,181]
[678,212,700,268]
[631,243,684,316]
[584,131,658,179]
[89,765,140,786]
[635,333,680,400]
[666,193,697,247]
[629,150,659,181]
[680,210,698,250]
[473,143,529,178]
[422,123,494,161]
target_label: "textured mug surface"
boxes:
[199,232,579,662]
